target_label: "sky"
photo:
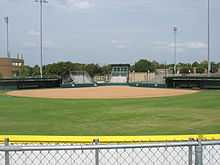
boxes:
[0,0,219,66]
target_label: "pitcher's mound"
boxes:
[7,86,198,99]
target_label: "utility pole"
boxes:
[4,17,10,58]
[207,0,211,76]
[173,26,178,74]
[35,0,48,78]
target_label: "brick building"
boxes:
[0,57,24,78]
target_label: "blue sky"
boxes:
[0,0,219,66]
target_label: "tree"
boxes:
[134,59,156,72]
[32,65,40,76]
[179,64,193,74]
[196,66,205,74]
[85,64,102,77]
[200,60,208,69]
[20,65,33,77]
[101,65,111,75]
[45,62,84,76]
[192,61,200,68]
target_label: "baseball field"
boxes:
[0,87,220,136]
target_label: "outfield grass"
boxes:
[0,90,220,135]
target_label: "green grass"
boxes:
[0,90,220,135]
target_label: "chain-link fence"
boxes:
[0,140,220,165]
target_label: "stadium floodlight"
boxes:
[208,0,211,76]
[34,0,48,78]
[4,17,10,58]
[173,26,178,74]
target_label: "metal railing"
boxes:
[0,139,220,165]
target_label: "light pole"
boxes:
[173,26,178,74]
[207,0,211,75]
[35,0,48,78]
[4,17,10,58]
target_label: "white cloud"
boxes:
[111,39,129,49]
[154,41,207,50]
[184,42,207,49]
[168,42,207,49]
[59,0,94,9]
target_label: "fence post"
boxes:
[94,139,99,165]
[4,138,10,165]
[188,146,193,165]
[195,140,203,165]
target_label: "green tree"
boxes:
[134,59,156,72]
[192,61,200,68]
[32,65,40,76]
[101,65,111,75]
[20,65,33,77]
[178,63,193,74]
[200,60,208,69]
[85,64,102,77]
[45,62,81,76]
[196,66,205,74]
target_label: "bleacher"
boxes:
[110,76,128,83]
[110,64,130,84]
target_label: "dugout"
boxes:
[0,77,62,90]
[165,76,220,89]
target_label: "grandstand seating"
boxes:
[110,76,128,83]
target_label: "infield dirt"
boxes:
[7,86,198,99]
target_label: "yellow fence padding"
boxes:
[0,134,220,144]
